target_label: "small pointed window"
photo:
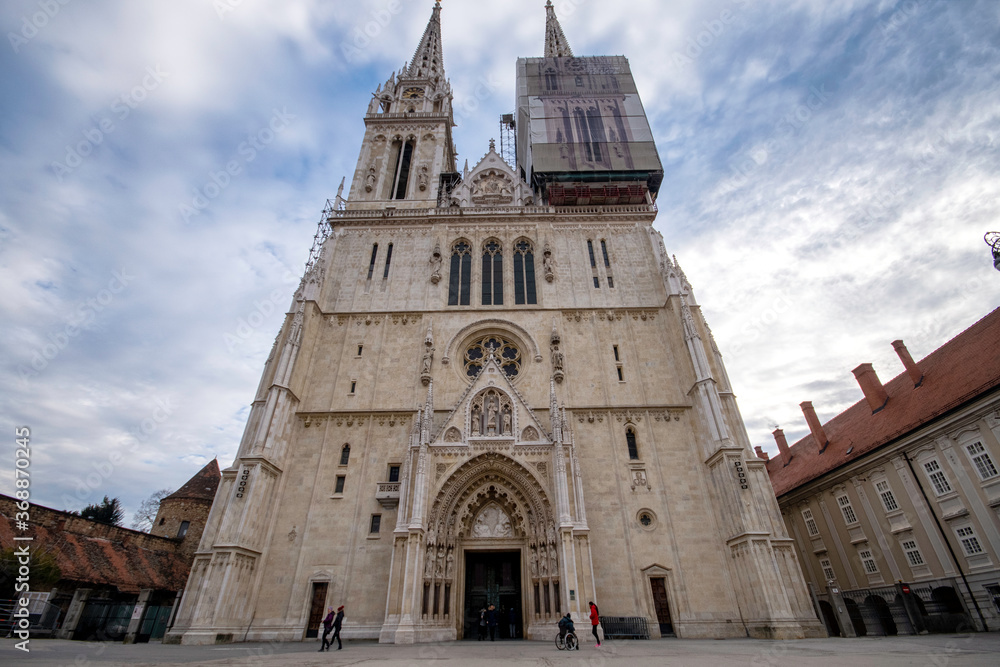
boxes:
[367,244,378,280]
[383,243,393,278]
[626,427,639,460]
[340,444,351,466]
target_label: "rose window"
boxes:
[464,335,521,379]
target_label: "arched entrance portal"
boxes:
[426,452,561,641]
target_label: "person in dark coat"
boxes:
[319,607,334,651]
[508,606,517,639]
[486,604,498,641]
[478,607,487,640]
[331,605,344,650]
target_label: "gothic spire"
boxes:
[406,2,445,81]
[544,0,573,58]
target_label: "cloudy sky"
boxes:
[2,0,999,523]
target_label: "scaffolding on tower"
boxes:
[499,113,516,170]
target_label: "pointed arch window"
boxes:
[448,240,472,306]
[626,427,639,460]
[340,444,351,466]
[390,138,416,199]
[367,243,378,280]
[513,239,537,305]
[481,239,504,305]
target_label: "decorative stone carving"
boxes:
[365,166,376,192]
[472,505,513,538]
[522,426,539,441]
[550,327,564,383]
[421,325,434,385]
[418,166,429,191]
[543,244,554,282]
[444,427,462,442]
[430,243,442,284]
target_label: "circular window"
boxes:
[464,335,521,379]
[637,509,657,531]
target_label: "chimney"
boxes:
[892,340,923,388]
[800,401,829,453]
[772,428,792,467]
[754,446,770,461]
[852,363,889,413]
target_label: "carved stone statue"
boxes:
[418,167,429,191]
[445,550,454,578]
[529,548,539,577]
[365,166,376,192]
[552,346,564,372]
[430,243,442,284]
[543,245,554,282]
[471,405,481,435]
[436,546,446,577]
[425,545,435,577]
[421,345,434,375]
[502,410,511,436]
[487,401,497,433]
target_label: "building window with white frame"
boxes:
[837,494,858,525]
[956,526,984,556]
[802,508,820,537]
[923,459,953,496]
[820,558,836,582]
[875,480,899,512]
[859,548,878,574]
[965,441,998,481]
[901,539,925,567]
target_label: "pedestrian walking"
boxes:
[331,605,344,650]
[589,601,601,647]
[478,607,487,640]
[508,606,517,639]
[319,607,334,651]
[487,603,498,641]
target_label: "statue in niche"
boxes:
[424,544,435,577]
[445,550,454,578]
[539,552,548,577]
[487,399,497,434]
[551,345,564,372]
[430,243,442,283]
[426,525,436,547]
[418,166,429,191]
[471,405,481,435]
[502,407,511,435]
[529,548,539,577]
[436,546,446,577]
[365,166,376,192]
[421,345,434,375]
[543,244,554,282]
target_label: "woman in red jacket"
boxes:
[589,601,601,647]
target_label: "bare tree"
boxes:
[130,488,174,532]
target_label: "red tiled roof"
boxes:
[0,501,190,593]
[766,307,1000,497]
[164,459,221,502]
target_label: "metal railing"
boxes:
[600,616,650,639]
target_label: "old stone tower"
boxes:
[167,2,824,644]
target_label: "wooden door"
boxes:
[306,582,328,638]
[650,578,673,636]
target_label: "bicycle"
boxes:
[555,630,578,650]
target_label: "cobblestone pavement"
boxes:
[3,633,1000,666]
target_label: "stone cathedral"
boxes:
[168,2,824,644]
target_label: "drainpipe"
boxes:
[902,452,988,632]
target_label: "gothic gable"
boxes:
[448,141,534,207]
[431,353,550,446]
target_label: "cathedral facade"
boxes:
[167,2,824,644]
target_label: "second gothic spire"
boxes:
[544,0,574,58]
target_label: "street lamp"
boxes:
[987,233,1000,272]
